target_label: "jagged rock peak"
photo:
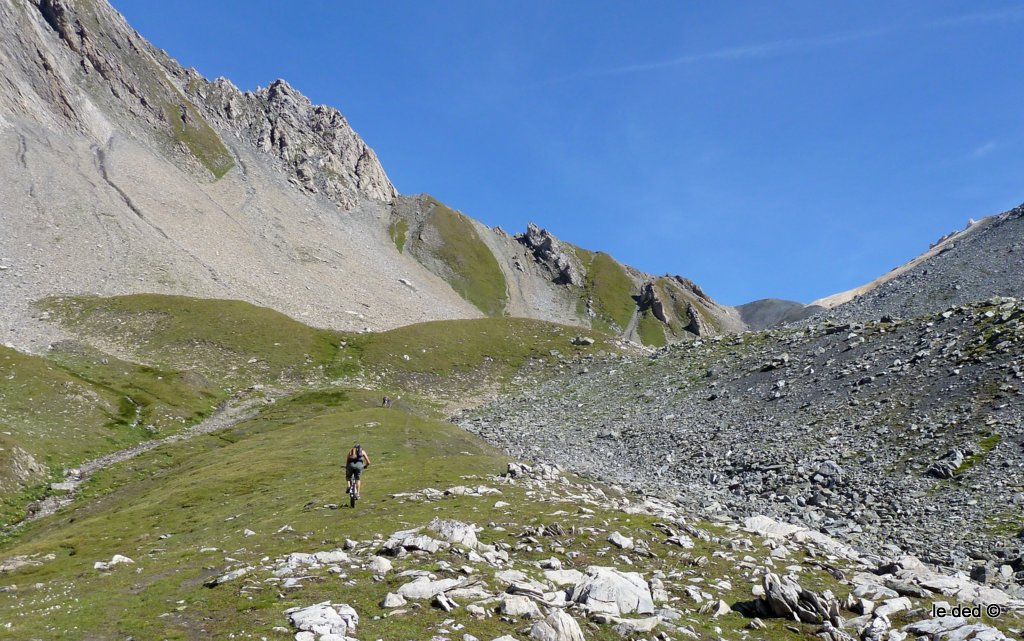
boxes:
[179,70,397,208]
[515,223,584,287]
[3,0,395,208]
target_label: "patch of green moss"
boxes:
[985,509,1024,536]
[637,311,667,347]
[164,102,234,179]
[423,198,508,316]
[959,432,1002,473]
[389,218,408,253]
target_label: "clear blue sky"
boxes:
[111,1,1024,305]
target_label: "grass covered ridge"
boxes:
[423,197,508,317]
[349,316,620,402]
[574,250,636,333]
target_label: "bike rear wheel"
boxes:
[349,482,357,508]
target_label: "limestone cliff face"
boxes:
[0,0,395,208]
[180,75,397,208]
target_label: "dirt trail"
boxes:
[14,391,280,529]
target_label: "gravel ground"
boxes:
[461,298,1024,592]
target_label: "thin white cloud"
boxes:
[925,5,1024,28]
[605,26,894,75]
[540,6,1024,85]
[970,141,997,159]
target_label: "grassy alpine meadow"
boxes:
[0,392,507,639]
[1,295,620,531]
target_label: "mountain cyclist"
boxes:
[346,443,371,500]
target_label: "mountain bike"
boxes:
[348,476,359,508]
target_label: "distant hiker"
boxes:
[346,443,371,499]
[381,395,392,408]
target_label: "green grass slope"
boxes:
[573,249,637,333]
[351,316,617,398]
[423,198,509,317]
[636,310,668,347]
[388,218,409,253]
[0,393,508,639]
[1,296,617,528]
[40,294,347,384]
[0,343,221,527]
[164,100,235,179]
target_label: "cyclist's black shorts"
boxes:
[346,460,365,481]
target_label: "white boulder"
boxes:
[285,602,358,637]
[569,566,655,616]
[530,609,585,641]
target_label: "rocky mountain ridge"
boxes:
[754,204,1024,329]
[4,0,1022,354]
[817,205,1024,323]
[0,0,746,354]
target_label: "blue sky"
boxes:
[112,1,1024,305]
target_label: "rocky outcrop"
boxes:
[568,566,656,616]
[0,445,47,494]
[927,449,965,479]
[285,602,358,639]
[3,0,201,141]
[516,224,584,287]
[4,0,394,207]
[759,572,843,626]
[684,301,714,337]
[530,610,586,641]
[639,282,669,324]
[183,76,396,208]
